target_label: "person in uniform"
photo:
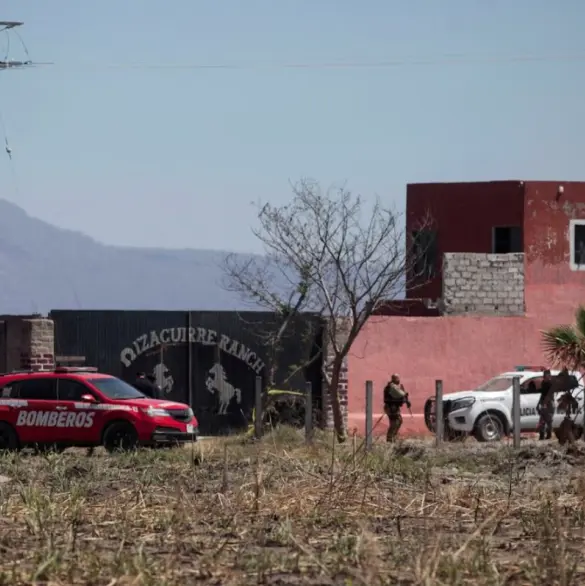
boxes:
[132,372,162,400]
[383,373,411,442]
[146,373,163,398]
[555,367,580,444]
[537,369,554,440]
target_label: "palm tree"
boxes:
[541,305,585,371]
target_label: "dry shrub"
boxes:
[0,430,584,584]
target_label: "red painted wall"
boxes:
[523,181,585,317]
[348,312,576,438]
[406,181,525,300]
[349,179,585,439]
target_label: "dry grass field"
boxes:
[1,428,585,585]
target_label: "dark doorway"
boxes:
[573,222,585,266]
[492,226,522,254]
[411,229,438,279]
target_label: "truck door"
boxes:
[519,376,542,431]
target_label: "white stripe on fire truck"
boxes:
[0,399,28,407]
[72,403,137,412]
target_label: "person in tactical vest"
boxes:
[132,372,162,400]
[536,369,554,440]
[383,373,411,442]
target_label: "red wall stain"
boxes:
[406,181,525,300]
[523,181,585,316]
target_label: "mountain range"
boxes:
[0,199,260,314]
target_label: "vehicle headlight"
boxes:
[187,408,194,418]
[451,397,476,411]
[143,407,170,418]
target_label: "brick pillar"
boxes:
[19,318,55,371]
[321,317,350,430]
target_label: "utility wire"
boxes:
[43,52,585,71]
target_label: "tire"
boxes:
[424,398,436,433]
[0,422,19,451]
[102,422,138,453]
[473,413,505,442]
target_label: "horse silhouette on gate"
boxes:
[206,362,242,415]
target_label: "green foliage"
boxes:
[541,305,585,370]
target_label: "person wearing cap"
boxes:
[383,373,411,442]
[132,371,162,400]
[536,369,554,440]
[146,373,163,399]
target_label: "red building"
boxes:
[347,180,585,436]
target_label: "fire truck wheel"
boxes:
[103,422,138,453]
[0,423,19,451]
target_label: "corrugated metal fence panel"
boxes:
[188,311,323,434]
[50,309,188,375]
[50,309,324,435]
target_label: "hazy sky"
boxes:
[0,0,584,254]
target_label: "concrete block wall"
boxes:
[442,253,525,316]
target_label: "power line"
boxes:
[46,52,585,71]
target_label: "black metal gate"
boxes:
[50,310,324,435]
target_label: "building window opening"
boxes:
[570,219,585,271]
[412,230,438,279]
[492,226,522,254]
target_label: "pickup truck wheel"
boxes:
[0,423,18,451]
[103,422,138,453]
[473,413,504,442]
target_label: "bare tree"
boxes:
[222,178,433,442]
[223,252,314,392]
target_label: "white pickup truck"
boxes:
[424,367,584,442]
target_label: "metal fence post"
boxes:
[365,380,373,452]
[305,381,313,444]
[512,376,521,448]
[187,312,193,409]
[435,380,444,447]
[254,375,263,439]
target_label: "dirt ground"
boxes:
[1,429,585,585]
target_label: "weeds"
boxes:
[0,428,584,584]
